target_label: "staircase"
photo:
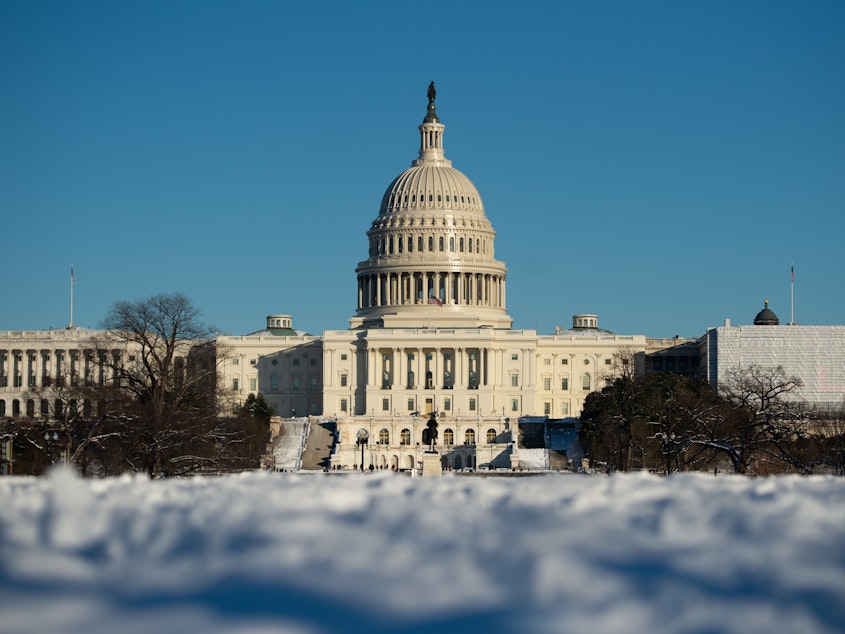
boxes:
[299,420,337,471]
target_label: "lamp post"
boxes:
[356,428,369,473]
[44,430,59,466]
[1,419,13,475]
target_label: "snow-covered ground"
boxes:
[1,468,844,634]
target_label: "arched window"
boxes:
[465,429,476,445]
[459,238,464,252]
[40,399,49,417]
[418,236,424,251]
[449,237,455,251]
[468,239,473,253]
[400,428,411,445]
[379,428,389,445]
[443,428,454,445]
[407,236,413,252]
[487,428,497,444]
[438,236,444,251]
[428,236,433,251]
[583,372,591,391]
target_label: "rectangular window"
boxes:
[232,378,239,391]
[310,377,318,391]
[340,374,347,387]
[605,358,612,365]
[293,358,300,366]
[561,359,568,365]
[340,398,348,412]
[249,377,257,391]
[511,353,518,360]
[382,398,389,411]
[232,358,239,365]
[250,359,257,366]
[270,374,279,391]
[561,402,569,416]
[469,397,476,411]
[407,398,415,411]
[341,354,348,361]
[561,377,569,390]
[511,398,519,412]
[544,402,551,415]
[543,377,551,391]
[511,373,519,387]
[544,358,551,365]
[292,377,300,391]
[444,397,451,411]
[311,359,317,366]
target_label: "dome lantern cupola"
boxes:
[753,300,780,325]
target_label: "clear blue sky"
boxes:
[2,1,843,338]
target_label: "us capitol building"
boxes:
[217,85,647,470]
[8,86,837,472]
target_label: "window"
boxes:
[543,377,551,391]
[561,402,569,416]
[292,377,300,391]
[232,358,239,365]
[544,402,551,415]
[544,358,551,365]
[249,377,257,391]
[469,397,476,411]
[270,373,279,391]
[561,377,569,390]
[428,236,433,251]
[232,378,239,391]
[293,358,300,366]
[444,397,451,411]
[407,398,415,411]
[438,236,444,251]
[382,398,389,411]
[511,373,519,387]
[584,359,590,365]
[379,428,389,444]
[400,428,411,445]
[561,359,568,365]
[443,429,454,445]
[449,237,455,251]
[250,359,257,366]
[310,377,318,391]
[583,373,591,391]
[512,353,518,360]
[341,354,348,361]
[340,398,347,412]
[487,428,497,444]
[340,374,347,387]
[311,359,317,367]
[465,429,476,445]
[605,358,612,365]
[511,398,519,412]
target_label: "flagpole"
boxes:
[69,266,75,328]
[790,262,794,325]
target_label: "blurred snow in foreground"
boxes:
[1,467,844,634]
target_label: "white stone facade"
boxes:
[700,323,845,411]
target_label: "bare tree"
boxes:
[98,292,222,477]
[691,364,807,474]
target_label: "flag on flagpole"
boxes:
[71,266,76,284]
[791,263,794,283]
[428,289,443,306]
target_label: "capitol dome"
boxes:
[351,84,511,330]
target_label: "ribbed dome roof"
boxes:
[379,164,484,216]
[753,300,779,326]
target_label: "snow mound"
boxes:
[1,468,844,633]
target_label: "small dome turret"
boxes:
[753,300,779,326]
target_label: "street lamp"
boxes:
[1,419,14,475]
[44,430,59,465]
[356,428,369,473]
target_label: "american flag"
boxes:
[791,263,794,283]
[71,266,76,284]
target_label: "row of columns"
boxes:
[357,271,505,310]
[366,347,490,391]
[0,348,120,390]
